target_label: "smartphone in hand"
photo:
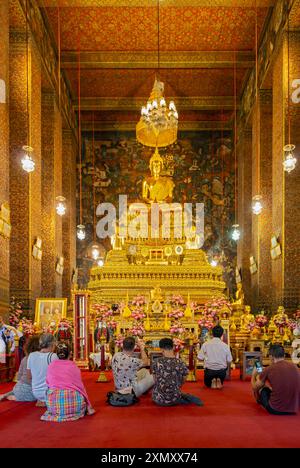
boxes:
[254,359,263,373]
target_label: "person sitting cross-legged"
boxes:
[152,338,203,406]
[251,344,300,415]
[0,335,40,402]
[41,342,95,422]
[27,333,59,406]
[197,325,232,389]
[112,336,154,397]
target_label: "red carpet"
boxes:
[0,370,300,448]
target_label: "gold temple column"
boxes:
[283,31,300,309]
[237,128,252,305]
[62,129,77,303]
[0,0,10,317]
[9,30,42,312]
[257,89,273,309]
[41,91,63,297]
[272,33,300,310]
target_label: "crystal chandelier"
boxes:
[77,224,86,241]
[136,78,178,148]
[283,144,297,173]
[252,195,263,215]
[91,244,100,260]
[21,146,35,173]
[231,224,241,241]
[55,196,67,216]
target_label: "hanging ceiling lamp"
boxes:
[136,0,178,148]
[56,196,67,216]
[21,145,35,173]
[252,194,263,215]
[231,51,241,241]
[76,224,86,241]
[232,224,241,242]
[252,1,263,216]
[89,111,101,261]
[21,0,35,173]
[76,26,86,240]
[283,4,297,173]
[283,144,297,172]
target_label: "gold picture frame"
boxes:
[35,298,67,329]
[270,235,281,260]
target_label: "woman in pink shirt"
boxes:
[41,342,95,422]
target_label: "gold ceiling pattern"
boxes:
[35,0,275,127]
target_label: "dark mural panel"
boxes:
[77,131,237,295]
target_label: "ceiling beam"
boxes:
[74,96,237,111]
[41,1,275,7]
[81,121,232,132]
[62,51,254,70]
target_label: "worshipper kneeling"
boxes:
[152,338,203,406]
[251,344,300,415]
[197,325,232,389]
[27,333,59,406]
[41,342,95,422]
[0,335,40,402]
[112,336,154,397]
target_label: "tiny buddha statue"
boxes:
[273,306,290,340]
[150,286,163,302]
[142,148,175,203]
[233,282,245,306]
[239,305,255,332]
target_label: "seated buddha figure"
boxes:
[273,306,289,334]
[240,305,255,332]
[142,148,175,203]
[233,283,245,306]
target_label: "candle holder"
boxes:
[96,336,109,383]
[186,338,197,382]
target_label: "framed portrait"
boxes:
[35,298,67,329]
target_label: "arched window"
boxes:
[0,79,6,104]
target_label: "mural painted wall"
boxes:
[77,131,237,295]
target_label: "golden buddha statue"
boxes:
[273,306,289,338]
[150,286,163,302]
[142,148,175,203]
[233,282,245,306]
[240,305,255,332]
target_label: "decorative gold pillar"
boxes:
[9,31,42,313]
[237,128,252,305]
[272,32,300,311]
[41,91,63,297]
[62,129,77,303]
[0,0,9,317]
[283,31,300,310]
[257,89,273,309]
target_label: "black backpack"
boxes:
[106,391,139,407]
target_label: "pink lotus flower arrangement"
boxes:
[131,311,146,321]
[198,316,215,330]
[255,313,269,328]
[129,323,145,337]
[204,297,232,318]
[131,295,146,307]
[169,309,184,320]
[173,337,185,353]
[170,295,185,306]
[9,298,23,327]
[170,322,185,335]
[20,318,35,336]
